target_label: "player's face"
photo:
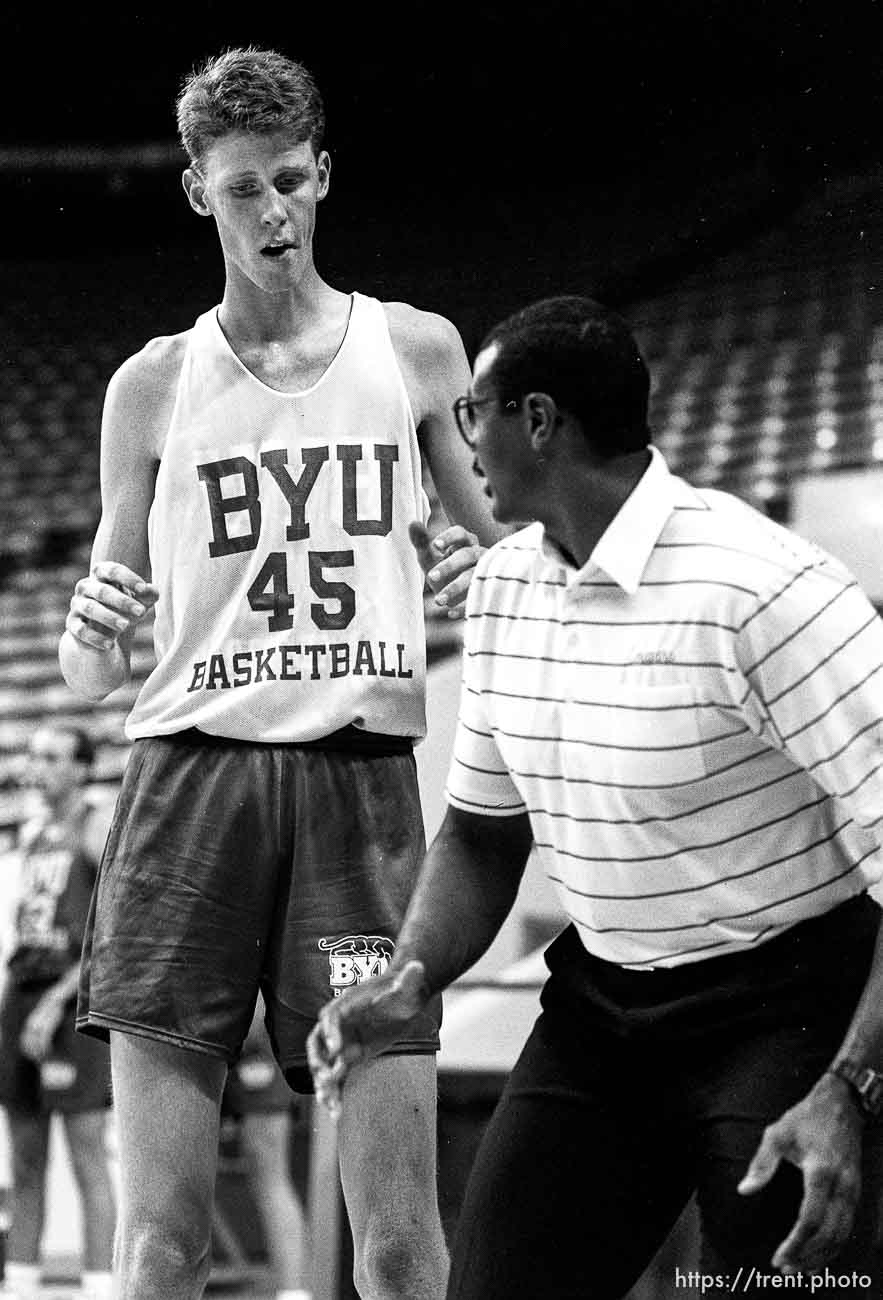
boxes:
[28,729,84,805]
[466,343,532,523]
[188,132,330,292]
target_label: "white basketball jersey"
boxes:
[126,293,431,742]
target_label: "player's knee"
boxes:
[125,1234,212,1292]
[354,1236,415,1299]
[353,1221,444,1299]
[119,1203,213,1286]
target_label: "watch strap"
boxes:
[829,1059,883,1118]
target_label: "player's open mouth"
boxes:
[260,243,298,258]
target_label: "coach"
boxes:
[309,295,883,1298]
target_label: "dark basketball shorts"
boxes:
[0,985,111,1114]
[77,727,442,1092]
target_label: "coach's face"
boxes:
[468,343,536,524]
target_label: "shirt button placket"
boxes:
[562,574,580,705]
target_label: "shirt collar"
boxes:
[538,446,677,594]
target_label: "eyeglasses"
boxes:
[452,394,519,446]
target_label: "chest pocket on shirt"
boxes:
[561,682,708,791]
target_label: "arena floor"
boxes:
[33,1268,277,1298]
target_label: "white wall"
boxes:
[790,467,883,603]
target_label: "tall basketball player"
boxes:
[59,46,503,1300]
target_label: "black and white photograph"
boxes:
[0,5,881,1297]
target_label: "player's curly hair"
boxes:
[480,296,651,458]
[176,46,326,169]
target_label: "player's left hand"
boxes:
[409,521,482,619]
[20,992,65,1063]
[737,1072,864,1274]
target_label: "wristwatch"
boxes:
[829,1060,883,1118]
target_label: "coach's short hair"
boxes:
[176,47,326,169]
[481,296,651,457]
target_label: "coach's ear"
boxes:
[525,391,560,456]
[182,168,212,217]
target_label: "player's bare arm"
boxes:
[387,303,503,544]
[59,335,184,701]
[387,303,507,612]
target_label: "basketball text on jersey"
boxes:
[186,437,415,691]
[198,440,399,636]
[126,293,430,742]
[199,440,398,554]
[186,639,413,692]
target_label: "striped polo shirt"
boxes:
[445,447,883,968]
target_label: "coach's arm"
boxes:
[738,924,883,1276]
[307,805,533,1113]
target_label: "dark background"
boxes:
[2,1,880,348]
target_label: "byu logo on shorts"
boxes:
[319,934,394,997]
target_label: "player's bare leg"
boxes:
[337,1054,447,1300]
[109,1032,226,1300]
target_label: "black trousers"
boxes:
[447,896,883,1299]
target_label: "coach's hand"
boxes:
[409,521,482,619]
[66,561,159,651]
[307,960,429,1117]
[738,1072,864,1274]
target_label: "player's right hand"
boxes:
[66,561,159,651]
